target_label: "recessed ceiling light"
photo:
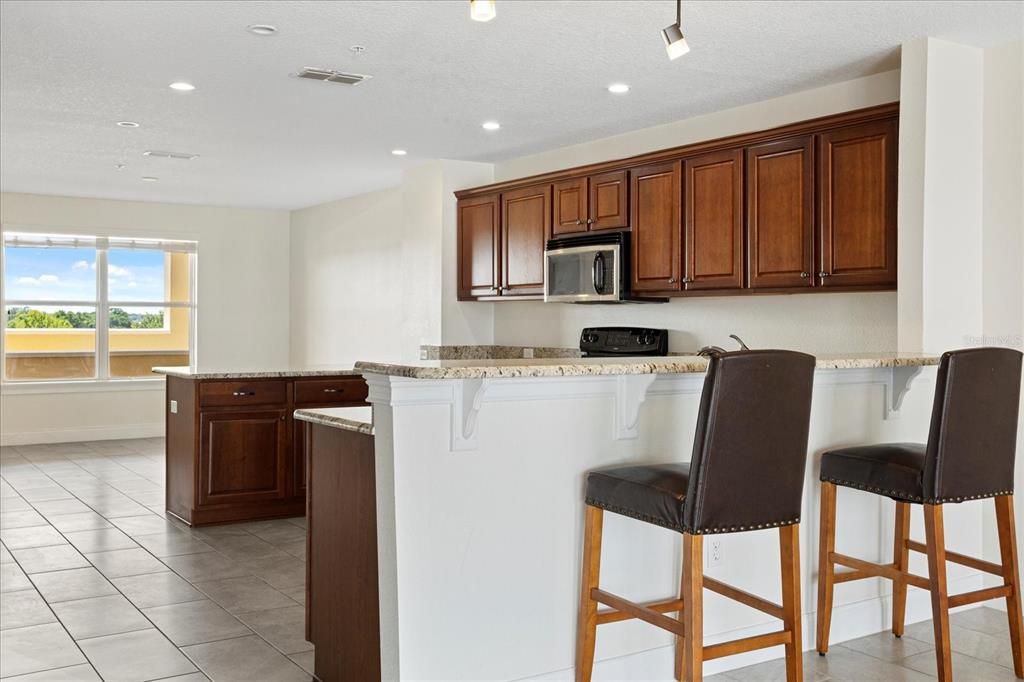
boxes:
[141,176,159,182]
[482,121,501,131]
[607,83,630,94]
[246,24,277,36]
[169,81,195,92]
[391,149,407,156]
[469,0,496,22]
[115,163,126,171]
[116,121,140,128]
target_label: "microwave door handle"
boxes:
[592,252,606,294]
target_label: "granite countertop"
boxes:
[294,406,373,435]
[152,366,361,380]
[354,353,941,380]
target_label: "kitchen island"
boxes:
[303,353,988,681]
[153,367,367,526]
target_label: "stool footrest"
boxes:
[703,630,792,661]
[948,585,1013,608]
[594,593,684,626]
[830,552,930,589]
[591,589,684,636]
[703,576,785,620]
[905,540,1004,575]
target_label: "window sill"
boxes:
[1,377,165,396]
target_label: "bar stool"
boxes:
[575,350,816,682]
[816,347,1024,682]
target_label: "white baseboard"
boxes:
[0,422,164,446]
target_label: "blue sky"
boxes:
[4,247,166,303]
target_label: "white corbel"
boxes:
[614,374,658,440]
[450,378,490,451]
[885,365,924,420]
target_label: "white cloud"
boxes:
[72,260,91,271]
[108,264,133,279]
[15,274,60,285]
[16,276,39,285]
[39,274,59,283]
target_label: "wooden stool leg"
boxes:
[675,539,686,682]
[995,495,1024,678]
[682,533,704,682]
[575,505,604,682]
[780,524,804,682]
[923,503,953,682]
[816,481,837,654]
[892,501,911,637]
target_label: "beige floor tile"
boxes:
[112,571,206,609]
[241,555,306,590]
[50,594,148,641]
[192,575,296,615]
[31,499,92,516]
[84,547,167,578]
[1,662,102,680]
[237,605,312,654]
[289,650,314,675]
[143,599,252,646]
[11,545,90,574]
[0,510,48,529]
[0,622,87,678]
[109,514,181,537]
[182,635,310,682]
[902,649,1018,681]
[133,532,214,558]
[78,628,197,681]
[46,512,112,533]
[161,551,249,583]
[64,527,138,553]
[29,567,117,603]
[0,589,57,630]
[0,526,67,550]
[16,488,72,504]
[1,562,34,592]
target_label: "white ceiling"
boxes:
[1,1,1021,210]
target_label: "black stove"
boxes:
[579,327,668,357]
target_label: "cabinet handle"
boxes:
[232,391,255,397]
[818,272,831,278]
[668,277,677,284]
[681,277,691,284]
[800,272,810,278]
[586,218,594,225]
[323,388,339,393]
[575,219,583,225]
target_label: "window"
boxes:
[2,232,196,382]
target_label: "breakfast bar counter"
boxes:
[304,352,984,681]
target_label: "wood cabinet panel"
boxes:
[199,380,287,408]
[501,184,551,296]
[631,161,682,292]
[553,177,587,235]
[589,170,629,230]
[684,150,744,290]
[818,119,898,287]
[746,136,814,289]
[457,194,500,298]
[198,409,288,506]
[294,377,368,407]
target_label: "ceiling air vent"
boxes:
[143,150,199,161]
[296,67,372,86]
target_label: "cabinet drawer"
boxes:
[199,380,288,408]
[294,378,368,406]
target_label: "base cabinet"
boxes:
[164,373,368,526]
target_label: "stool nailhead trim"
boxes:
[820,477,1013,505]
[584,498,799,535]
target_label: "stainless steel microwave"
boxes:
[544,232,664,303]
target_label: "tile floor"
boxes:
[1,438,1019,681]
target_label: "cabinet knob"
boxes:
[323,388,339,393]
[681,277,691,284]
[668,277,677,284]
[575,219,583,225]
[818,271,831,278]
[586,218,594,225]
[800,272,809,278]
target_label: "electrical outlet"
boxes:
[169,400,178,414]
[706,537,724,568]
[523,347,535,359]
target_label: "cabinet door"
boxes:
[684,150,744,290]
[818,119,897,287]
[294,418,307,498]
[198,409,288,506]
[457,194,500,298]
[589,170,629,230]
[553,178,588,235]
[501,184,551,296]
[746,136,814,289]
[631,161,682,292]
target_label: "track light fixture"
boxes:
[662,0,690,60]
[470,0,496,22]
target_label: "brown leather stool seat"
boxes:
[585,463,690,532]
[820,443,925,503]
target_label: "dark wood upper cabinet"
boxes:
[588,170,629,230]
[501,184,551,296]
[457,193,500,299]
[198,409,288,507]
[631,161,682,293]
[746,136,815,289]
[684,149,744,290]
[552,171,629,235]
[818,119,898,287]
[553,177,587,235]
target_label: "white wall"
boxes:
[489,71,902,354]
[0,192,291,445]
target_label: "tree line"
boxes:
[5,307,164,329]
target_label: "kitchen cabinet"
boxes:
[457,193,500,298]
[501,184,551,296]
[746,136,815,290]
[164,373,368,525]
[684,149,744,290]
[631,161,682,293]
[552,170,629,235]
[817,119,898,287]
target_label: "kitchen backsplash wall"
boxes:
[492,291,898,355]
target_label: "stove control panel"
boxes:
[579,327,668,357]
